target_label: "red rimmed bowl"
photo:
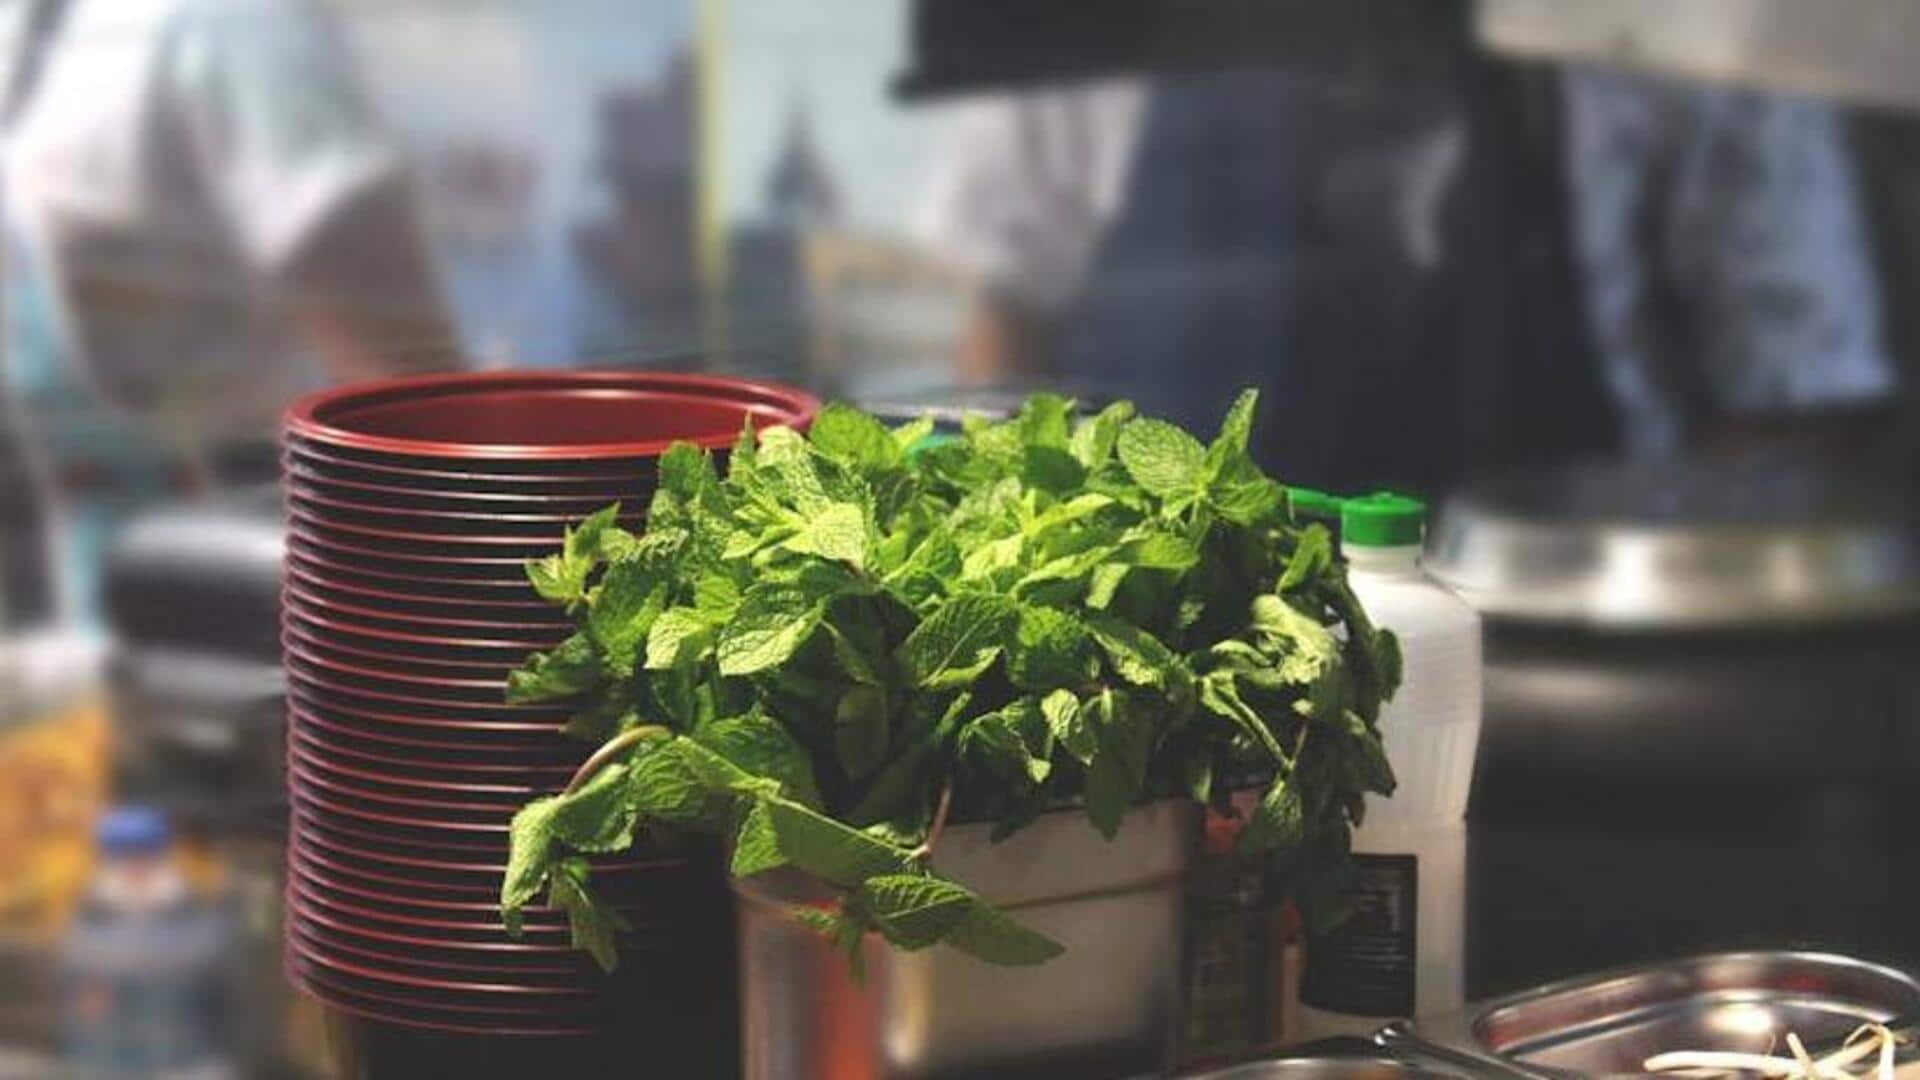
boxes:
[284,534,538,585]
[282,625,526,682]
[284,436,653,483]
[287,508,583,556]
[285,566,559,622]
[287,488,626,537]
[290,833,677,904]
[287,738,557,804]
[284,460,642,513]
[286,707,579,765]
[287,873,671,942]
[280,707,572,772]
[284,606,560,660]
[287,960,611,1038]
[283,584,569,641]
[288,809,684,886]
[285,554,551,608]
[287,757,526,823]
[283,662,562,719]
[284,370,816,464]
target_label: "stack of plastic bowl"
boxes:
[279,371,818,1071]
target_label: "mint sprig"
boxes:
[501,390,1400,970]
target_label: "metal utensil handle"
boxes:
[1375,1022,1562,1080]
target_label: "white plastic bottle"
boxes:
[1295,493,1482,1040]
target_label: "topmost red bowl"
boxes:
[285,371,819,462]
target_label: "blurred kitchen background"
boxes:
[8,0,1920,1073]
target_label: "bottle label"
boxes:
[1300,853,1417,1017]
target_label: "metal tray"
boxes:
[1382,951,1920,1077]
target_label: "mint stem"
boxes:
[564,724,673,796]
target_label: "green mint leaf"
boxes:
[645,607,715,671]
[1341,710,1397,796]
[695,573,743,622]
[1086,614,1181,690]
[1250,595,1340,686]
[550,760,637,853]
[943,900,1065,966]
[506,632,600,704]
[961,702,1051,787]
[1279,526,1334,591]
[1117,418,1205,499]
[1007,604,1096,692]
[1237,777,1305,855]
[1022,446,1086,493]
[1209,389,1259,461]
[547,855,630,973]
[627,738,723,826]
[567,504,623,564]
[783,501,869,569]
[730,797,787,876]
[526,553,588,607]
[1041,689,1094,765]
[1083,690,1155,838]
[810,403,900,468]
[898,593,1017,690]
[1069,401,1136,470]
[501,796,560,937]
[1119,529,1201,571]
[1017,393,1075,449]
[717,585,824,676]
[1198,669,1287,764]
[891,415,936,453]
[763,794,918,888]
[859,874,974,950]
[590,560,670,678]
[836,686,891,779]
[697,714,823,809]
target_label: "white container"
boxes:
[1296,494,1482,1040]
[736,800,1195,1079]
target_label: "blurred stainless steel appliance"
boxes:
[103,490,286,826]
[1384,950,1920,1077]
[1478,0,1920,111]
[1425,457,1920,819]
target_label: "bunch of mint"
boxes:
[500,391,1400,972]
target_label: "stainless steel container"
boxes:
[736,800,1193,1080]
[1383,950,1920,1077]
[1188,1057,1462,1079]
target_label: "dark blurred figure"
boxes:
[917,1,1897,494]
[0,0,461,628]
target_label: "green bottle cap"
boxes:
[1341,492,1427,547]
[1287,487,1344,523]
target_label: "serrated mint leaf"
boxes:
[1119,529,1201,571]
[568,504,623,564]
[1209,389,1259,459]
[547,855,630,973]
[943,900,1065,966]
[836,686,891,779]
[718,585,823,676]
[1086,614,1181,689]
[645,607,714,671]
[785,502,869,569]
[892,415,936,452]
[550,761,636,853]
[1022,445,1086,493]
[961,702,1051,786]
[763,795,917,888]
[1117,418,1205,499]
[1041,689,1094,765]
[501,796,559,936]
[695,573,743,621]
[591,560,669,677]
[1083,691,1154,838]
[810,404,900,468]
[627,739,721,825]
[1069,401,1136,469]
[506,633,599,703]
[730,797,787,876]
[1237,777,1305,855]
[1279,526,1334,591]
[859,874,973,950]
[1017,393,1075,449]
[1341,710,1397,796]
[1250,595,1339,686]
[898,593,1017,689]
[1007,604,1095,691]
[1199,669,1287,764]
[697,714,822,809]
